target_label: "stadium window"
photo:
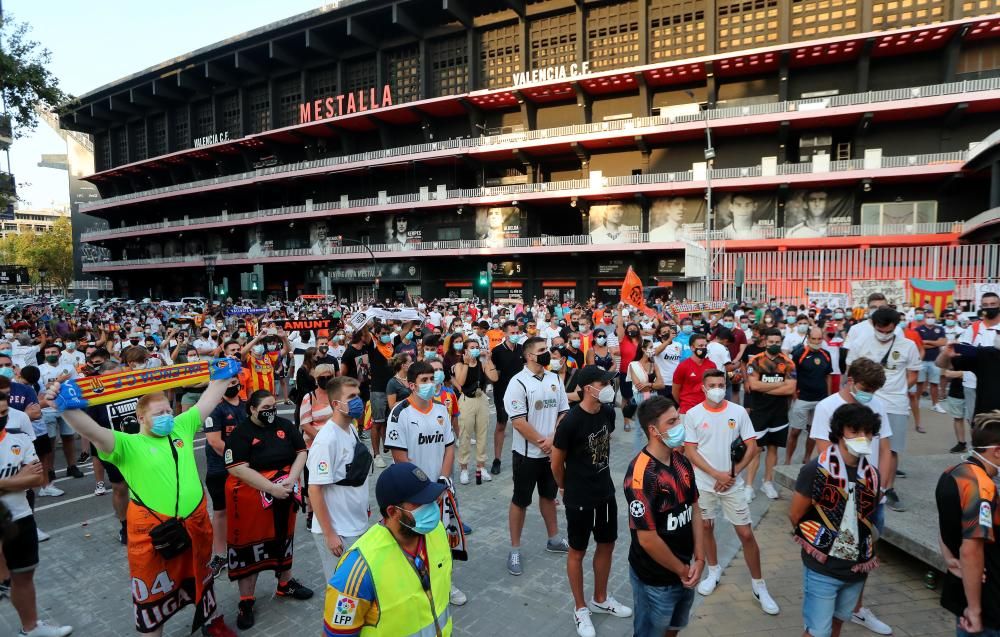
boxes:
[310,66,338,101]
[343,58,377,95]
[275,75,301,128]
[385,45,422,103]
[429,36,468,97]
[192,100,213,138]
[219,92,241,138]
[149,114,167,158]
[129,121,147,161]
[587,1,640,71]
[480,23,521,89]
[529,12,578,71]
[649,1,707,62]
[246,84,270,134]
[172,105,190,150]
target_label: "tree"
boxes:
[0,217,73,291]
[0,12,66,139]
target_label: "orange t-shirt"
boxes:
[903,328,925,359]
[240,354,275,399]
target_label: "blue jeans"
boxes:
[802,567,866,637]
[958,624,1000,637]
[630,567,695,637]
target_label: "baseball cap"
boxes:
[576,365,617,387]
[375,462,446,510]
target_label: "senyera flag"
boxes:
[909,278,955,317]
[620,267,656,317]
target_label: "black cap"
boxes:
[375,462,446,510]
[576,365,617,387]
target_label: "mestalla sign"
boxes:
[299,86,394,124]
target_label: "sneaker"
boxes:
[885,488,906,512]
[459,470,469,485]
[490,458,501,475]
[450,585,467,606]
[852,607,893,635]
[93,481,107,496]
[949,442,968,453]
[462,522,473,536]
[358,429,370,441]
[66,465,84,479]
[276,578,313,600]
[18,621,73,637]
[932,403,947,414]
[895,469,907,478]
[752,582,780,615]
[208,555,227,579]
[744,485,755,501]
[697,569,721,596]
[480,469,492,482]
[118,523,128,545]
[545,538,570,553]
[37,485,64,497]
[77,451,90,464]
[0,578,10,601]
[507,550,523,576]
[200,615,237,637]
[761,481,779,500]
[573,608,597,637]
[374,455,386,469]
[236,599,255,630]
[470,437,476,445]
[37,527,50,542]
[589,595,632,618]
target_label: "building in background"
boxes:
[59,1,1000,304]
[0,205,70,237]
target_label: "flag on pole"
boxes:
[909,278,955,317]
[621,267,656,316]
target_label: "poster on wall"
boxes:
[713,192,776,240]
[807,290,850,309]
[850,279,906,307]
[247,225,273,257]
[649,196,705,242]
[384,213,422,249]
[308,221,330,255]
[783,189,854,238]
[476,206,520,244]
[975,283,1000,308]
[589,201,641,244]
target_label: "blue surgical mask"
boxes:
[570,338,581,348]
[659,423,686,448]
[400,502,440,535]
[0,367,13,379]
[852,389,874,405]
[417,382,436,400]
[453,342,464,351]
[151,413,175,436]
[252,344,265,356]
[380,334,392,344]
[405,331,414,341]
[345,396,365,419]
[721,321,734,329]
[469,348,481,358]
[0,350,11,357]
[833,313,844,320]
[596,337,607,345]
[681,325,693,334]
[432,370,445,385]
[423,351,437,361]
[945,319,956,327]
[914,313,924,322]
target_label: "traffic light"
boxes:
[478,270,488,287]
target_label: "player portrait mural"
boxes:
[713,192,777,240]
[649,196,706,242]
[476,206,520,244]
[588,201,641,244]
[385,213,422,249]
[783,189,854,238]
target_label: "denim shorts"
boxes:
[43,412,73,438]
[629,567,695,637]
[802,566,866,637]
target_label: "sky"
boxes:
[5,0,330,209]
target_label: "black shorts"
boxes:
[3,516,39,572]
[511,452,558,508]
[99,458,125,484]
[565,497,618,551]
[206,472,227,511]
[495,391,509,425]
[750,410,789,448]
[32,434,52,458]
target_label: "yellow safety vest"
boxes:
[342,522,453,637]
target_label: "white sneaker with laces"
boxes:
[744,485,755,501]
[94,481,108,496]
[480,469,492,482]
[573,608,597,637]
[762,481,779,500]
[37,485,64,497]
[851,607,893,635]
[19,621,73,637]
[36,528,51,542]
[589,595,632,618]
[459,470,469,485]
[374,455,387,469]
[932,403,947,414]
[697,569,721,596]
[449,585,467,606]
[752,582,780,615]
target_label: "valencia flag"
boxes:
[620,267,656,317]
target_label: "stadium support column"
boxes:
[991,161,1000,210]
[513,90,536,132]
[856,38,874,94]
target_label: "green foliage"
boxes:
[0,13,66,139]
[0,217,73,290]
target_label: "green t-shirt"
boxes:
[99,407,204,517]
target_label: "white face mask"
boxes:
[705,387,726,404]
[971,448,1000,484]
[844,436,872,457]
[873,330,895,343]
[549,359,563,371]
[596,384,616,404]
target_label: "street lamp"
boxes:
[204,255,217,306]
[685,90,716,298]
[38,268,47,296]
[337,237,380,301]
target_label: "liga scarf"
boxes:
[349,307,423,330]
[794,445,880,573]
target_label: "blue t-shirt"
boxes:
[674,331,693,361]
[204,399,247,475]
[790,346,833,401]
[7,382,38,413]
[915,324,946,362]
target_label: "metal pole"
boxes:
[702,108,715,300]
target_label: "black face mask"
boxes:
[258,408,277,424]
[534,351,552,367]
[627,331,639,338]
[694,347,708,358]
[317,376,331,389]
[224,385,241,398]
[984,307,1000,320]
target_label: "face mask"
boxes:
[416,383,436,400]
[923,317,937,326]
[597,384,616,404]
[379,334,392,344]
[344,396,365,419]
[491,322,499,329]
[534,351,551,367]
[596,337,607,345]
[507,334,520,345]
[721,321,734,329]
[469,348,481,358]
[317,376,332,390]
[681,325,693,334]
[852,389,874,405]
[258,408,277,424]
[188,354,200,362]
[239,331,248,338]
[873,331,894,343]
[766,344,782,356]
[2,333,11,340]
[844,436,873,457]
[549,359,563,371]
[432,370,445,385]
[705,387,726,403]
[151,413,175,436]
[807,341,822,350]
[945,319,956,327]
[405,331,414,341]
[66,342,77,351]
[0,350,10,357]
[693,320,702,327]
[424,351,437,361]
[984,307,1000,320]
[45,355,60,364]
[796,324,808,334]
[833,313,844,320]
[453,342,464,351]
[659,423,686,448]
[252,344,265,356]
[913,313,924,322]
[570,338,581,348]
[0,367,13,379]
[399,502,441,535]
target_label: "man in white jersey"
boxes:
[652,325,682,397]
[384,359,464,606]
[683,369,779,615]
[955,291,1000,421]
[503,336,571,576]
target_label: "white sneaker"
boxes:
[744,485,755,501]
[762,481,779,500]
[851,607,893,635]
[18,620,73,637]
[93,481,107,496]
[932,403,947,414]
[479,468,492,482]
[37,485,64,497]
[374,455,386,469]
[459,470,470,485]
[36,528,51,542]
[471,437,477,445]
[589,595,632,618]
[752,582,780,615]
[697,568,721,596]
[449,585,467,606]
[573,608,596,637]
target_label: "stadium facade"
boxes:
[60,1,1000,304]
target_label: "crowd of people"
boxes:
[0,289,996,637]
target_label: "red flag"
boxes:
[621,267,656,317]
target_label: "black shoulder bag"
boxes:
[336,427,374,487]
[130,437,192,559]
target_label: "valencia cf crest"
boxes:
[727,419,736,429]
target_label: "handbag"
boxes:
[130,437,192,559]
[335,428,374,487]
[730,437,748,478]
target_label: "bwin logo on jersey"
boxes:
[418,432,445,444]
[666,505,693,531]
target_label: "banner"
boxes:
[910,278,955,317]
[669,301,729,317]
[476,206,520,244]
[850,280,906,307]
[649,196,706,242]
[974,283,1000,308]
[807,291,850,309]
[590,202,641,244]
[620,267,655,317]
[273,318,335,332]
[225,307,269,316]
[783,189,854,238]
[349,307,424,330]
[385,213,422,249]
[713,192,777,239]
[75,361,212,406]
